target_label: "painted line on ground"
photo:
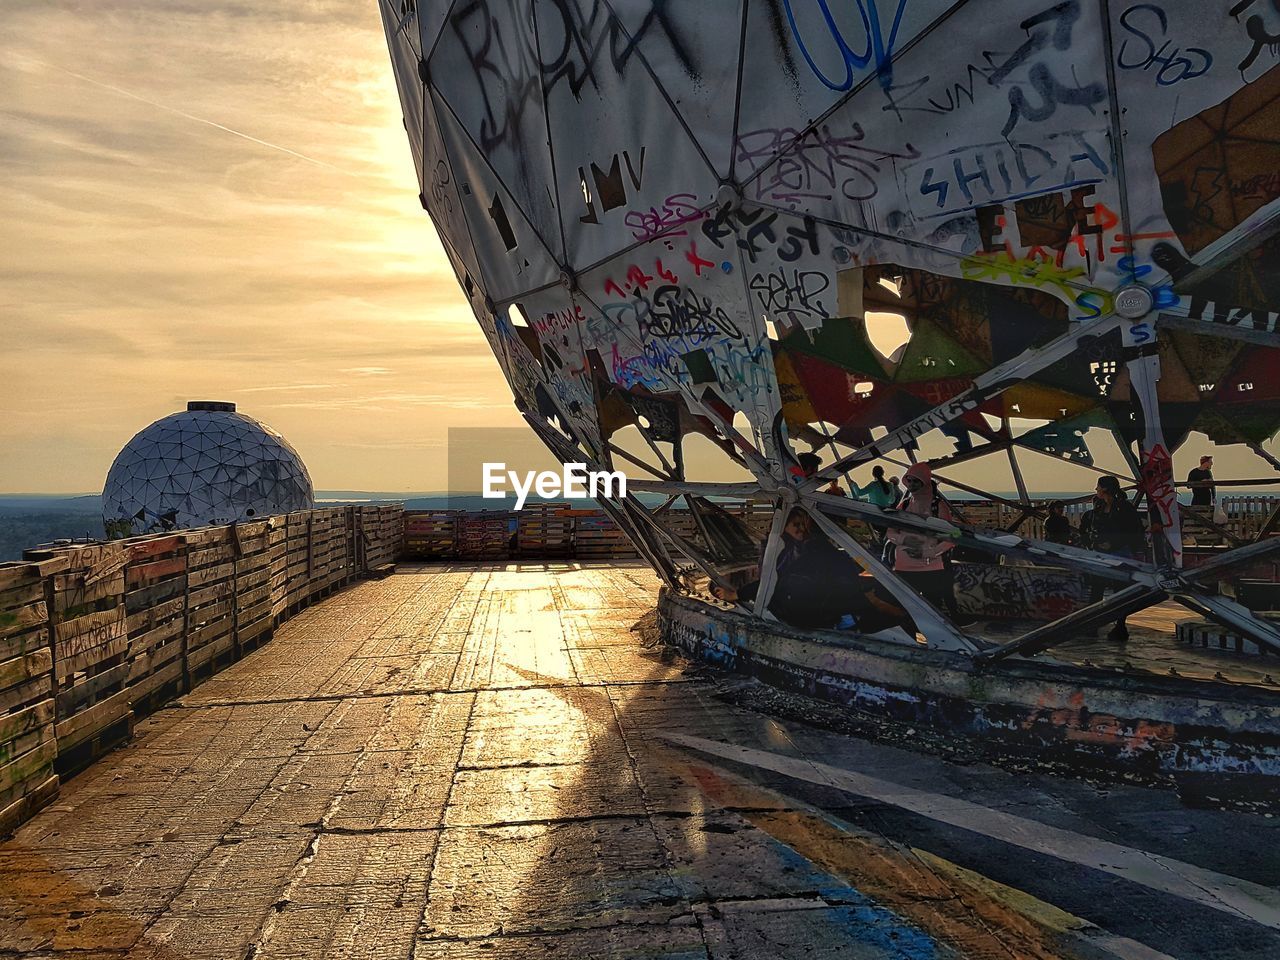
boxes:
[659,732,1280,930]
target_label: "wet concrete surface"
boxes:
[1,562,1277,959]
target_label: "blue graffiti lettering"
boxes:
[782,0,909,91]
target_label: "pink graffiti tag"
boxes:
[623,193,707,242]
[1141,443,1178,530]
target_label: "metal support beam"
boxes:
[752,499,787,620]
[974,584,1162,665]
[625,497,738,595]
[804,314,1123,492]
[810,490,1155,586]
[627,479,763,498]
[1182,536,1280,584]
[1171,592,1280,657]
[1170,196,1280,293]
[805,504,978,653]
[607,441,676,480]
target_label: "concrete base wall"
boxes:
[659,590,1280,789]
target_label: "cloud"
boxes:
[0,0,519,492]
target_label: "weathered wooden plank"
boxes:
[187,544,236,569]
[235,583,272,610]
[181,527,234,548]
[0,675,52,716]
[126,619,184,665]
[188,561,235,589]
[186,633,235,672]
[0,577,47,610]
[126,555,187,587]
[0,649,53,692]
[53,570,125,610]
[56,633,129,677]
[0,772,58,834]
[0,698,55,752]
[187,617,232,653]
[0,738,56,807]
[0,724,54,772]
[83,548,129,587]
[127,535,184,562]
[55,605,125,645]
[0,563,43,590]
[0,625,48,664]
[54,687,132,749]
[128,659,183,701]
[125,595,185,636]
[125,576,186,614]
[0,599,48,641]
[56,658,130,715]
[237,612,273,645]
[127,637,184,685]
[188,579,234,609]
[235,548,273,571]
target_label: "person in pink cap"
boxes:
[885,462,962,620]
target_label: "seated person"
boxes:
[714,508,907,632]
[1044,500,1073,545]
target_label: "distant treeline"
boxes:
[0,512,105,562]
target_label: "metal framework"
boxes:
[381,1,1280,664]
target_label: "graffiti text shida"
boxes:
[483,463,627,510]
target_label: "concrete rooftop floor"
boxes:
[2,563,1279,959]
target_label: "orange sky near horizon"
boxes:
[1,0,523,494]
[1,1,1274,497]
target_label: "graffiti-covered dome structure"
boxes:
[381,1,1280,657]
[102,402,313,537]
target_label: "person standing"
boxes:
[1088,476,1147,642]
[886,463,962,620]
[1187,455,1215,507]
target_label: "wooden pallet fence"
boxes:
[2,505,400,832]
[573,512,637,560]
[358,505,403,571]
[306,511,333,596]
[375,505,404,567]
[459,512,513,561]
[315,509,345,592]
[122,534,187,711]
[182,527,237,683]
[0,561,58,833]
[516,506,574,557]
[343,506,359,579]
[232,520,275,652]
[31,543,134,764]
[268,514,289,619]
[284,511,314,610]
[404,511,459,559]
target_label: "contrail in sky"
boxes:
[27,56,352,174]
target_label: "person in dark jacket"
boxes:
[1088,476,1147,641]
[1187,455,1215,507]
[714,508,906,632]
[1077,496,1103,550]
[1044,500,1073,545]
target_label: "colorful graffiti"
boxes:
[382,0,1280,649]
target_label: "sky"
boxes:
[1,0,522,494]
[1,1,1273,497]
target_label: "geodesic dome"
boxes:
[102,402,313,537]
[381,1,1280,656]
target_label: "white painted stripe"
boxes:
[1084,932,1178,960]
[660,732,1280,930]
